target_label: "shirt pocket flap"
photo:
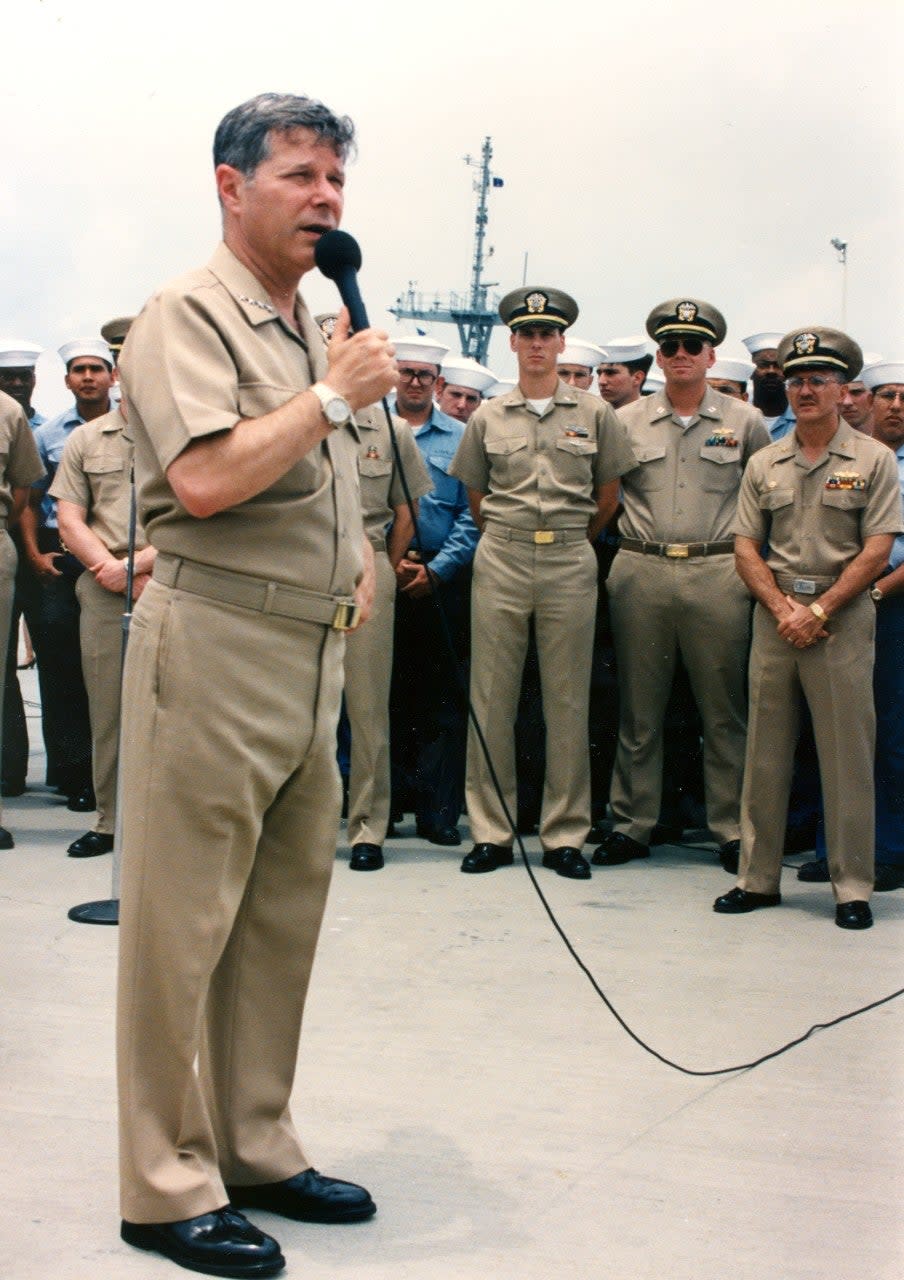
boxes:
[486,435,528,456]
[822,487,868,510]
[700,444,741,464]
[359,457,392,478]
[758,487,795,511]
[83,452,125,476]
[632,443,667,464]
[555,437,598,456]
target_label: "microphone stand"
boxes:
[68,452,138,925]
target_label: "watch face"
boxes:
[326,396,350,425]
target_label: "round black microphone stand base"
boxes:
[67,898,119,926]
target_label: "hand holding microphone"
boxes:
[315,230,397,411]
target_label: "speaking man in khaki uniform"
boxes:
[115,93,397,1279]
[715,329,902,930]
[314,315,433,872]
[594,299,770,873]
[450,287,635,879]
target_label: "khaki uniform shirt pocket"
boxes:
[699,444,742,492]
[627,443,667,491]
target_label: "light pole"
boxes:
[830,237,848,327]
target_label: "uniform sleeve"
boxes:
[448,416,490,492]
[5,408,45,491]
[48,425,91,507]
[742,411,771,462]
[388,420,432,507]
[120,283,244,473]
[733,461,767,541]
[593,402,637,485]
[863,447,904,538]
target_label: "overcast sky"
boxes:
[6,0,902,414]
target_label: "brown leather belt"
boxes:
[154,553,360,630]
[619,538,734,559]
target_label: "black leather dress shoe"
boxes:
[121,1207,284,1277]
[797,858,830,882]
[542,847,591,879]
[415,821,461,846]
[0,826,14,850]
[227,1168,376,1224]
[66,786,96,813]
[591,831,650,866]
[719,839,741,874]
[460,843,514,873]
[67,830,114,858]
[713,886,781,913]
[835,900,873,930]
[349,843,384,871]
[874,865,904,892]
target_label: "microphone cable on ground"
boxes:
[381,395,904,1077]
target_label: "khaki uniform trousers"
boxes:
[343,547,395,846]
[467,530,597,850]
[0,531,16,824]
[117,578,344,1223]
[607,552,750,845]
[739,593,875,903]
[75,572,125,835]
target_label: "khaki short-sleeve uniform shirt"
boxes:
[49,408,148,557]
[734,422,903,577]
[616,389,770,542]
[353,405,431,542]
[119,242,363,595]
[449,381,635,528]
[0,390,45,523]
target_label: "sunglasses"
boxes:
[659,337,705,357]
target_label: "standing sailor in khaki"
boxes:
[315,315,433,872]
[715,328,902,931]
[594,299,770,873]
[450,287,635,879]
[116,93,397,1280]
[52,387,156,858]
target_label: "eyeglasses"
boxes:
[397,368,436,385]
[659,337,704,357]
[875,389,904,404]
[785,374,837,390]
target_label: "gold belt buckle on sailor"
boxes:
[665,543,690,558]
[331,602,361,631]
[533,530,556,544]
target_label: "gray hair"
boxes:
[213,92,356,176]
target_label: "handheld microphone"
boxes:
[314,230,369,333]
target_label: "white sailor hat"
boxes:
[861,362,904,391]
[849,353,883,384]
[0,340,43,369]
[558,338,606,369]
[742,332,784,356]
[440,356,496,394]
[709,356,754,385]
[487,378,516,397]
[392,335,450,367]
[58,338,114,368]
[643,369,666,394]
[600,336,649,365]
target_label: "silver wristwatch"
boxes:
[310,381,351,428]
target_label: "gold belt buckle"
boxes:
[665,543,689,558]
[534,530,556,544]
[331,602,361,631]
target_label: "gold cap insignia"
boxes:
[794,332,818,356]
[526,291,549,315]
[677,301,698,323]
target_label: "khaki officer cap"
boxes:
[646,298,726,346]
[777,327,863,381]
[499,286,578,331]
[100,316,135,353]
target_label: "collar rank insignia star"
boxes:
[677,301,697,323]
[238,294,276,314]
[825,470,865,490]
[705,429,739,448]
[526,291,548,315]
[365,445,380,459]
[564,426,589,438]
[794,332,818,356]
